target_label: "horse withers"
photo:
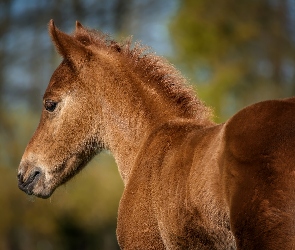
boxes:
[18,20,295,249]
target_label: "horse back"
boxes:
[223,97,295,249]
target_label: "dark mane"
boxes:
[74,27,213,124]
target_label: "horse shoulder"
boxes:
[186,124,236,249]
[116,122,187,249]
[116,126,170,249]
[136,121,235,249]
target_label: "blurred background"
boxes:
[1,0,295,249]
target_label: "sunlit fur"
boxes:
[18,20,295,249]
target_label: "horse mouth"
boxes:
[17,145,99,199]
[17,167,52,199]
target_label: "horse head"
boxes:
[17,21,104,198]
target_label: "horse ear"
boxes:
[75,21,84,31]
[48,19,90,62]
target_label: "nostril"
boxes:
[28,168,41,183]
[17,168,41,193]
[32,170,40,178]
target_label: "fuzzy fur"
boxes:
[18,20,295,249]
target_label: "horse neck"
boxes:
[90,51,210,184]
[96,72,173,183]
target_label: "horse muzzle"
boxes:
[17,166,42,195]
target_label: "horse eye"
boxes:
[44,100,57,112]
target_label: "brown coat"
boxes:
[18,20,295,249]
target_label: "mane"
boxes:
[73,27,213,124]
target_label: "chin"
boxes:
[32,188,54,199]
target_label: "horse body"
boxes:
[17,21,295,249]
[223,98,295,249]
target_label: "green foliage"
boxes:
[170,0,295,122]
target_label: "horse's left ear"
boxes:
[75,21,84,32]
[48,19,91,63]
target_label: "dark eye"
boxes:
[44,100,57,112]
